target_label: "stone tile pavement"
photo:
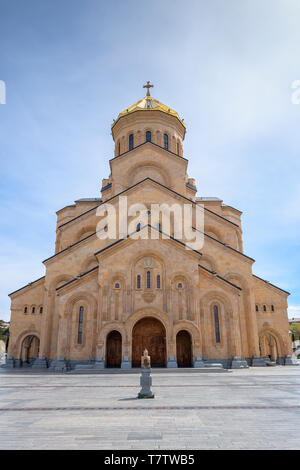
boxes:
[0,366,299,449]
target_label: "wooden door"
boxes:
[132,317,166,367]
[176,330,192,367]
[106,331,122,368]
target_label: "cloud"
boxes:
[288,306,300,319]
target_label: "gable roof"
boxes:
[58,177,239,230]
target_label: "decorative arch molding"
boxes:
[173,320,200,342]
[74,225,97,244]
[62,291,98,319]
[171,271,193,285]
[258,327,285,357]
[126,160,171,188]
[130,250,167,270]
[48,274,74,294]
[15,329,40,358]
[98,322,127,345]
[199,254,217,273]
[204,225,224,243]
[222,271,249,293]
[80,256,98,273]
[199,290,233,314]
[125,308,173,340]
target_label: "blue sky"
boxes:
[0,0,299,321]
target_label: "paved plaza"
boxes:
[0,366,299,450]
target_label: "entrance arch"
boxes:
[259,332,280,362]
[106,331,122,368]
[176,330,192,367]
[132,317,166,367]
[21,335,40,364]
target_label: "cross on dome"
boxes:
[143,81,154,97]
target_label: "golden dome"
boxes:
[111,88,186,129]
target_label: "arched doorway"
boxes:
[176,330,192,367]
[106,331,122,368]
[259,332,279,362]
[132,317,166,367]
[21,335,40,364]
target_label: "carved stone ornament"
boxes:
[142,292,156,303]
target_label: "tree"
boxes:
[0,320,9,349]
[290,322,300,341]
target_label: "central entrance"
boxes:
[132,317,166,367]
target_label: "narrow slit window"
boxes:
[24,306,27,314]
[39,307,43,314]
[78,306,84,344]
[157,275,161,289]
[146,131,151,142]
[214,305,221,343]
[271,305,274,312]
[32,306,35,314]
[146,271,151,289]
[255,305,259,312]
[163,133,168,150]
[263,305,266,312]
[137,275,141,289]
[129,133,134,150]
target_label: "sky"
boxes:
[0,0,299,321]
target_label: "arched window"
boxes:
[114,283,120,289]
[24,306,27,314]
[129,133,134,150]
[157,275,161,289]
[214,305,221,343]
[163,133,168,150]
[255,305,259,312]
[146,131,151,142]
[263,305,266,312]
[39,306,43,314]
[178,282,183,289]
[78,306,84,344]
[32,306,35,314]
[146,271,151,289]
[137,275,141,289]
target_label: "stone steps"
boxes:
[69,367,228,374]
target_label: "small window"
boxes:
[263,305,266,312]
[178,282,183,289]
[163,133,168,150]
[137,275,141,289]
[24,306,28,314]
[214,305,221,343]
[118,141,120,156]
[177,142,180,155]
[115,283,120,289]
[39,306,43,314]
[157,275,161,289]
[271,305,274,312]
[78,306,84,344]
[136,223,141,232]
[147,271,151,289]
[32,306,35,314]
[129,133,134,150]
[146,131,151,142]
[255,305,259,312]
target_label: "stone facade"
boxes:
[7,89,292,369]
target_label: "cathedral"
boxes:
[7,83,293,370]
